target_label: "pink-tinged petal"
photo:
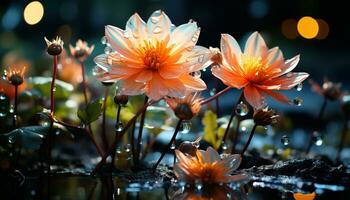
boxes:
[221,33,242,69]
[109,65,143,76]
[146,10,172,40]
[244,85,265,108]
[244,31,268,57]
[206,147,220,163]
[262,89,290,104]
[125,13,147,42]
[261,72,309,90]
[105,25,138,58]
[175,150,192,166]
[95,72,126,83]
[182,46,214,72]
[265,47,284,66]
[180,74,207,91]
[135,70,153,82]
[118,75,146,96]
[219,154,242,172]
[271,55,300,78]
[168,22,199,55]
[162,78,187,98]
[145,73,168,100]
[211,66,248,89]
[159,64,184,79]
[94,54,110,71]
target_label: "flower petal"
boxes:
[168,22,199,55]
[262,89,290,104]
[180,74,207,91]
[180,46,213,72]
[244,32,267,57]
[145,73,168,100]
[135,70,153,82]
[221,33,242,69]
[105,25,138,59]
[260,72,309,90]
[146,10,172,40]
[159,64,184,79]
[244,85,265,108]
[211,66,248,89]
[162,78,187,98]
[94,54,110,71]
[125,13,147,42]
[118,75,146,96]
[206,147,220,163]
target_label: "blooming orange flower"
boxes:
[94,10,214,100]
[174,147,243,184]
[212,32,309,108]
[166,93,202,120]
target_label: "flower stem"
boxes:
[131,121,137,166]
[336,115,348,162]
[153,119,183,171]
[241,124,257,156]
[200,86,231,105]
[101,87,109,151]
[81,62,88,106]
[13,85,18,128]
[306,97,327,153]
[214,78,220,116]
[91,99,156,174]
[135,96,148,165]
[50,55,58,115]
[231,119,241,154]
[111,103,122,165]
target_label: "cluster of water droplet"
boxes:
[0,92,9,117]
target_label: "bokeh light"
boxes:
[281,19,298,39]
[23,1,44,25]
[316,19,329,40]
[297,16,319,39]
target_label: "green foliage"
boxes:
[202,110,225,149]
[77,100,103,124]
[28,76,74,100]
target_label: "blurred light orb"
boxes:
[297,16,319,39]
[23,1,44,25]
[281,19,298,39]
[316,19,329,40]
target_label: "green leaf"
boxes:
[0,126,48,150]
[202,110,222,149]
[28,76,74,100]
[77,100,103,124]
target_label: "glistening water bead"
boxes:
[115,122,123,132]
[296,83,303,91]
[101,36,107,45]
[293,97,303,106]
[312,131,323,146]
[236,102,249,116]
[281,135,289,146]
[180,120,192,134]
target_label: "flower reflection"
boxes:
[293,192,316,200]
[173,184,242,200]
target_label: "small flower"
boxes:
[44,36,64,56]
[174,147,243,184]
[253,107,279,126]
[58,51,83,85]
[309,78,342,101]
[69,39,95,62]
[5,65,26,86]
[212,32,309,108]
[114,95,129,105]
[166,93,202,120]
[94,10,214,100]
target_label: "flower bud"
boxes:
[253,108,279,126]
[114,95,128,105]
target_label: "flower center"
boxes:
[241,55,268,83]
[139,40,169,71]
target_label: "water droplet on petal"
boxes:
[235,102,249,116]
[312,131,323,146]
[296,83,303,91]
[104,46,112,54]
[281,135,289,146]
[198,55,204,63]
[293,97,303,106]
[8,135,16,144]
[151,16,160,24]
[152,26,162,34]
[101,36,107,45]
[180,120,192,134]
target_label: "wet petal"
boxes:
[244,32,267,57]
[180,74,207,91]
[145,73,168,100]
[162,78,187,98]
[265,47,284,66]
[105,25,138,58]
[118,75,146,96]
[180,46,213,72]
[244,85,265,108]
[159,64,184,79]
[168,22,199,55]
[211,66,248,89]
[261,72,309,90]
[135,70,153,82]
[94,54,110,71]
[125,13,147,42]
[221,33,242,68]
[146,10,172,40]
[262,89,290,104]
[206,147,220,162]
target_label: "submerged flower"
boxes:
[94,10,214,100]
[166,93,202,120]
[253,107,279,126]
[44,36,64,56]
[69,39,95,62]
[309,78,342,101]
[174,147,243,184]
[212,32,309,108]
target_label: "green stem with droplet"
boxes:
[241,124,257,156]
[135,96,148,166]
[101,87,109,151]
[153,119,183,172]
[50,55,58,115]
[13,85,18,128]
[111,103,122,166]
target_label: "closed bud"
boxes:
[253,108,279,126]
[114,95,128,105]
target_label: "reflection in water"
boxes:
[293,192,316,200]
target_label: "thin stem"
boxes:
[214,78,220,116]
[241,124,257,156]
[111,104,122,164]
[306,97,328,153]
[336,115,348,162]
[13,85,18,128]
[136,96,148,164]
[131,121,137,166]
[200,86,231,105]
[101,87,109,151]
[92,100,156,174]
[231,119,241,154]
[50,55,58,115]
[81,62,88,106]
[153,119,183,171]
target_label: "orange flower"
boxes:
[293,192,316,200]
[174,147,243,184]
[94,10,214,100]
[212,32,309,108]
[309,78,342,101]
[59,51,83,85]
[69,39,94,62]
[166,93,202,120]
[1,65,27,99]
[173,184,238,200]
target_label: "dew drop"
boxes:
[170,142,176,150]
[8,135,16,144]
[209,88,216,96]
[2,70,7,80]
[152,26,162,34]
[124,144,131,153]
[221,142,228,150]
[0,92,7,100]
[104,46,112,55]
[9,105,14,113]
[235,102,249,116]
[296,83,303,91]
[180,120,192,134]
[115,122,123,133]
[293,97,303,106]
[281,135,289,146]
[151,16,160,24]
[106,156,112,163]
[52,86,56,92]
[101,36,107,45]
[198,55,204,63]
[191,71,201,78]
[312,131,323,146]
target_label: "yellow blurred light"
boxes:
[23,1,44,25]
[281,19,298,39]
[297,16,319,39]
[316,19,329,40]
